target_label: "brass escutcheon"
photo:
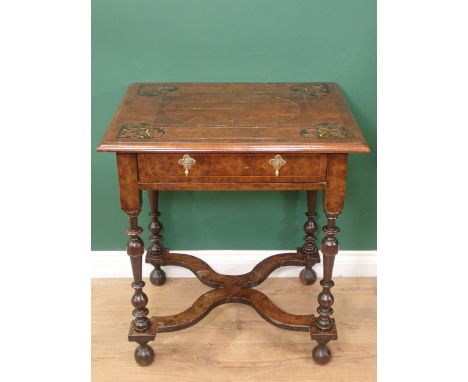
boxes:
[178,154,196,176]
[268,154,286,177]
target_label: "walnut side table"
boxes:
[97,83,370,366]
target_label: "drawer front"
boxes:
[137,153,327,183]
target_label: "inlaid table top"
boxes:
[97,83,370,153]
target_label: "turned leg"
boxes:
[147,190,166,286]
[126,212,154,366]
[117,154,155,366]
[312,213,339,364]
[299,190,319,285]
[311,154,347,365]
[316,213,339,332]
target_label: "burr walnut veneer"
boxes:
[97,82,370,366]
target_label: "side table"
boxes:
[97,82,370,366]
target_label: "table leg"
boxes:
[117,153,155,366]
[147,190,166,286]
[126,212,154,366]
[312,154,347,365]
[299,190,319,285]
[312,212,340,364]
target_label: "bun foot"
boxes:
[150,266,166,286]
[300,267,317,285]
[134,343,154,366]
[312,342,331,365]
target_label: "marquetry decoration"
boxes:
[137,84,177,96]
[290,84,330,97]
[300,123,350,140]
[117,123,165,139]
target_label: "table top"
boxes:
[97,83,370,154]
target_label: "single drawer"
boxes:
[137,153,327,184]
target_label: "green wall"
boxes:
[92,0,376,251]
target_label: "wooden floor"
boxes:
[92,276,376,382]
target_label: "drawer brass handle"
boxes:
[178,154,196,176]
[269,154,286,177]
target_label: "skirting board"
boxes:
[92,250,376,278]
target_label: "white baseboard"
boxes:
[91,250,376,278]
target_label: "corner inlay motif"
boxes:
[290,84,330,97]
[137,84,177,96]
[300,123,349,139]
[117,123,166,139]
